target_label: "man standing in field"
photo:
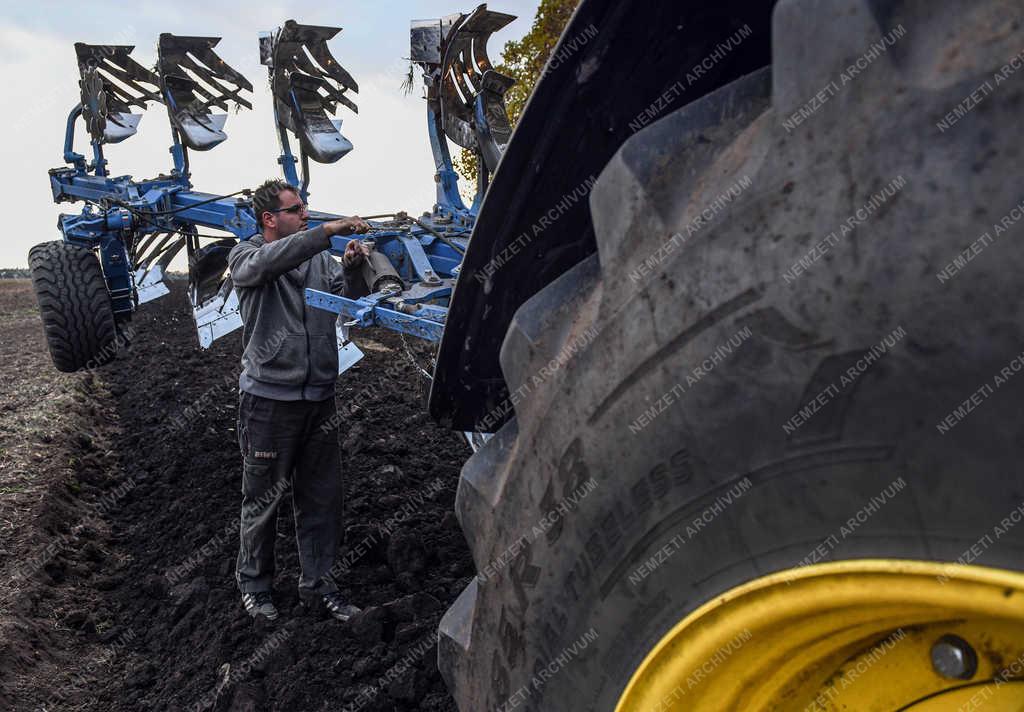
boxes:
[227,178,370,622]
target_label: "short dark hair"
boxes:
[252,179,299,228]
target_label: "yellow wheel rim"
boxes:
[615,560,1024,711]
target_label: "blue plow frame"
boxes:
[47,10,510,347]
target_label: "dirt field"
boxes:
[0,279,473,711]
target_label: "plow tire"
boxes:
[438,0,1024,709]
[28,240,118,373]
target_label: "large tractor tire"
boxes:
[28,240,118,373]
[440,1,1024,710]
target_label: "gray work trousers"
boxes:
[235,391,341,595]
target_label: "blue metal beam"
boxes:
[305,288,446,342]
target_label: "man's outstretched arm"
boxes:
[229,217,370,288]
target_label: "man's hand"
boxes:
[343,239,371,269]
[323,216,371,238]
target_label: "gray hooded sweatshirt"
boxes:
[228,225,358,401]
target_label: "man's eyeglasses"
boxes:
[269,203,306,215]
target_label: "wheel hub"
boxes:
[615,560,1024,711]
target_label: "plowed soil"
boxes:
[0,279,473,711]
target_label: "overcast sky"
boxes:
[0,0,538,268]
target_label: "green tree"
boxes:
[454,0,582,183]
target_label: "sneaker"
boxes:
[323,591,361,622]
[242,591,279,621]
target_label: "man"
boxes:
[227,178,371,622]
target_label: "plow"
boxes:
[33,5,514,372]
[23,0,1024,710]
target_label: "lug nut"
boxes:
[930,635,978,680]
